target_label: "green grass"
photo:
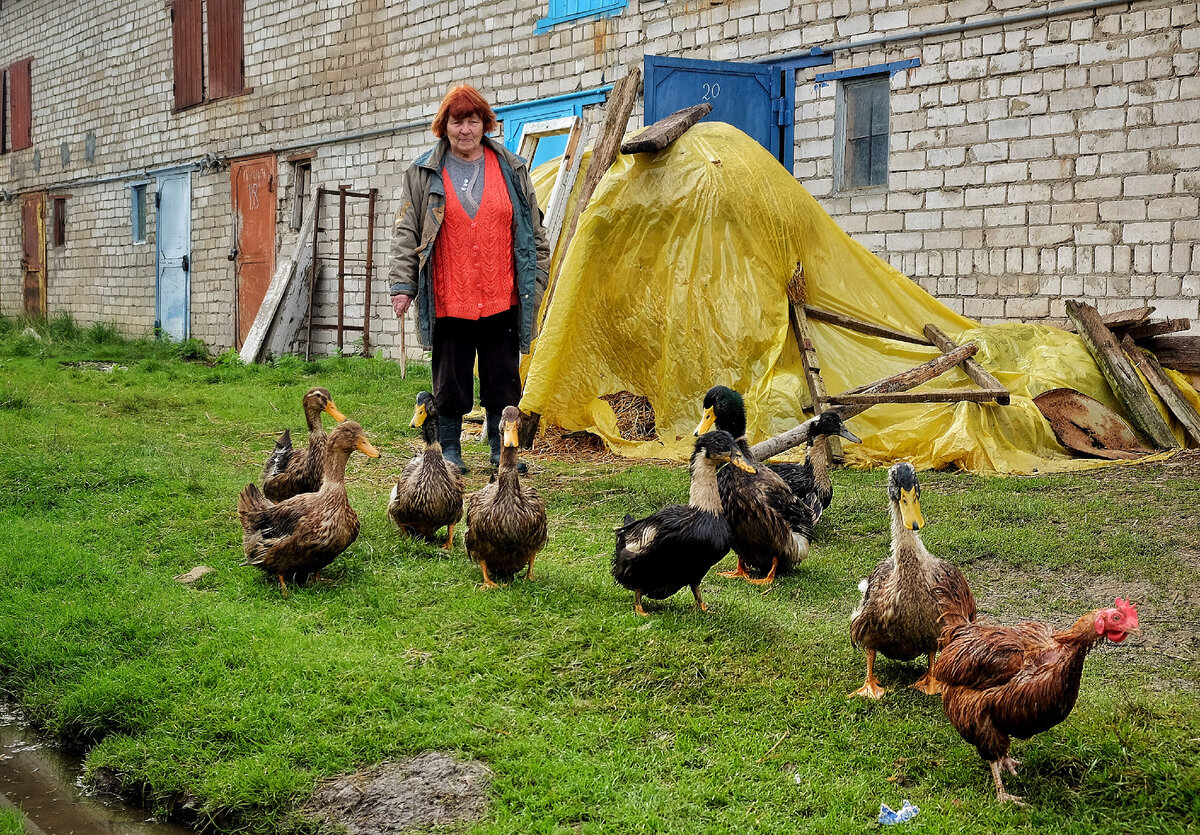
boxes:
[0,315,1198,833]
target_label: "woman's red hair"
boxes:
[431,85,497,138]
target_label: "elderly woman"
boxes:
[389,84,550,474]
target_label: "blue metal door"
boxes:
[155,171,191,341]
[644,55,795,168]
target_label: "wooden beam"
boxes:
[1122,335,1200,446]
[824,389,1005,406]
[1141,335,1200,373]
[923,324,1011,405]
[1065,299,1177,450]
[1063,304,1155,333]
[619,102,712,154]
[1119,318,1192,341]
[804,304,933,346]
[751,342,978,460]
[786,265,841,460]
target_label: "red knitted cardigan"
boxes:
[432,148,517,319]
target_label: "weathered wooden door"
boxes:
[230,155,277,347]
[21,192,47,317]
[155,170,192,341]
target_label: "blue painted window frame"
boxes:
[493,86,611,167]
[131,181,150,244]
[536,0,627,33]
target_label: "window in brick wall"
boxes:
[51,196,68,247]
[170,0,248,111]
[536,0,627,32]
[131,183,149,244]
[1,67,7,154]
[288,154,314,231]
[821,60,918,193]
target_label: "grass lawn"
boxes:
[0,316,1197,834]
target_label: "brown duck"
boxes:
[465,405,548,588]
[849,462,976,698]
[240,421,380,595]
[387,391,465,548]
[261,387,347,501]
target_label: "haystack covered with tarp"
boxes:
[520,122,1199,474]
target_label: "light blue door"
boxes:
[155,171,191,341]
[644,55,798,168]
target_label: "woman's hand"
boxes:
[391,294,414,317]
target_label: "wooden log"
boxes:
[1122,335,1200,446]
[1063,304,1155,333]
[1141,335,1200,373]
[619,103,712,154]
[1064,299,1177,450]
[804,304,933,346]
[923,324,1011,405]
[1120,318,1192,341]
[750,342,977,460]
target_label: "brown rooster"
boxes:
[931,591,1139,806]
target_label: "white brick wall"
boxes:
[2,0,1197,358]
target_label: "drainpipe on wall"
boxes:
[758,0,1139,62]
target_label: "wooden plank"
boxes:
[923,324,1011,405]
[240,188,319,363]
[1122,335,1200,445]
[1120,318,1192,341]
[1063,304,1154,333]
[751,342,978,461]
[553,66,642,293]
[1142,336,1200,373]
[1065,299,1177,450]
[619,102,712,154]
[823,389,1007,406]
[787,264,841,461]
[804,304,933,346]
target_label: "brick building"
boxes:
[1,0,1196,360]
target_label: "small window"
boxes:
[536,0,628,33]
[494,87,609,167]
[288,156,313,231]
[171,0,248,111]
[837,75,890,191]
[131,183,148,244]
[51,196,67,247]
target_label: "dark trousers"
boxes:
[432,307,521,419]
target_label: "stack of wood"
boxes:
[1061,304,1199,375]
[1063,300,1200,451]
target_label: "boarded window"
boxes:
[131,183,149,244]
[51,196,67,247]
[841,75,890,190]
[9,58,32,151]
[171,0,203,109]
[209,0,246,100]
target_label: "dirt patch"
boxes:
[303,751,492,834]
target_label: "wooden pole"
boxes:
[1065,299,1177,450]
[751,342,978,461]
[923,324,1010,405]
[786,264,841,461]
[1122,335,1200,446]
[804,305,933,346]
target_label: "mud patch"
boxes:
[304,751,492,834]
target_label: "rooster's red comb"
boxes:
[1114,597,1139,626]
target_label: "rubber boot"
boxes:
[438,414,469,475]
[487,410,527,474]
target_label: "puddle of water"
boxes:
[0,705,194,835]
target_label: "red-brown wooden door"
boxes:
[21,192,47,317]
[230,155,277,347]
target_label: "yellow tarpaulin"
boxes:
[520,122,1199,474]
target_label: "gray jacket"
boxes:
[388,135,551,353]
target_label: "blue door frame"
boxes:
[155,169,191,341]
[644,54,832,170]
